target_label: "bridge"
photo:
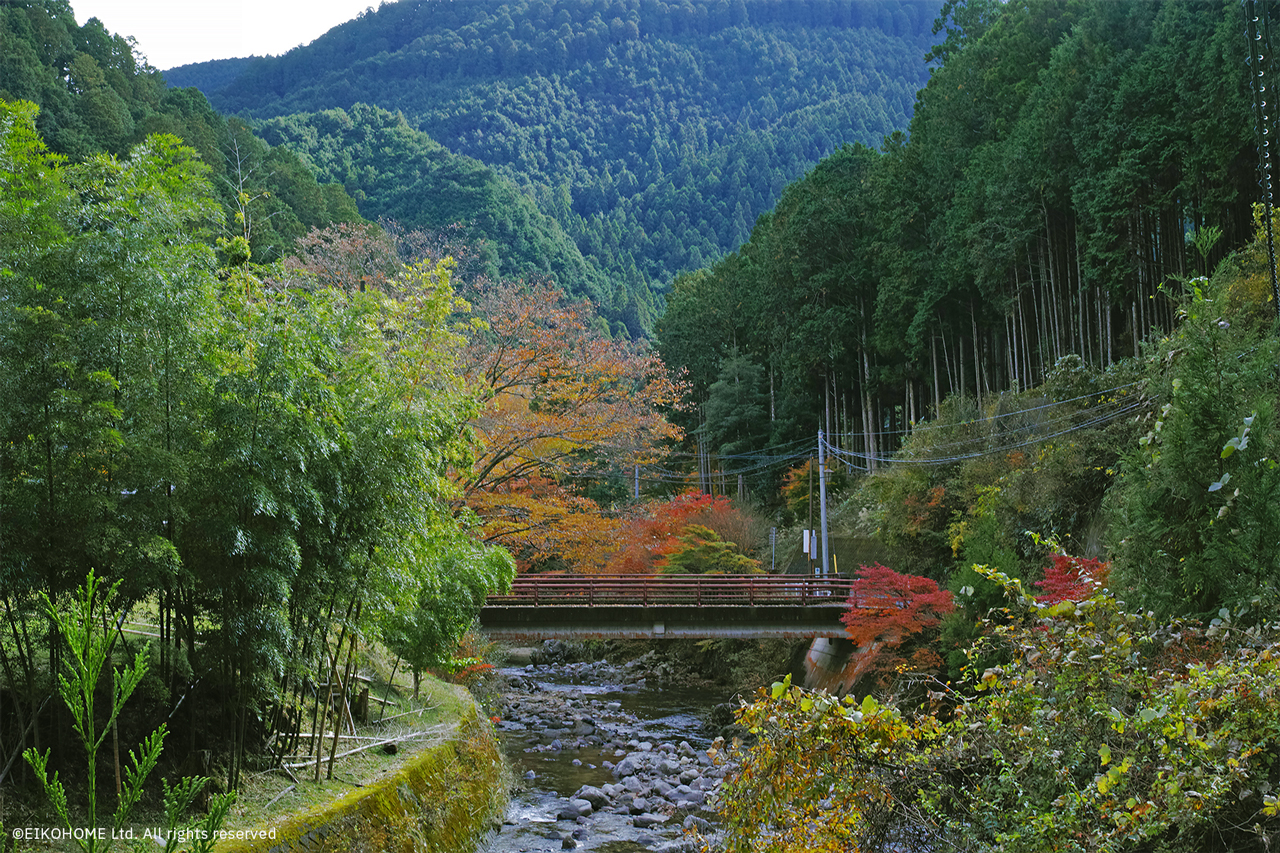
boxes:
[479,573,854,640]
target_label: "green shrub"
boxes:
[713,565,1280,853]
[1106,271,1280,618]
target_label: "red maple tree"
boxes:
[1034,553,1110,604]
[840,564,955,688]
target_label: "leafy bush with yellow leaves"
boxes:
[712,565,1280,852]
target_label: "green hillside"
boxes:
[255,103,628,330]
[659,0,1259,466]
[0,0,362,262]
[165,0,940,320]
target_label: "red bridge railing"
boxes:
[486,573,854,607]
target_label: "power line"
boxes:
[822,399,1146,468]
[824,380,1145,442]
[825,393,1145,458]
[536,383,1150,486]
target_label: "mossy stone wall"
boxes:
[217,703,504,853]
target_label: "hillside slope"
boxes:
[257,104,624,326]
[165,0,940,311]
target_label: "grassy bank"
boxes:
[7,675,506,853]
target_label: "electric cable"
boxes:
[822,398,1146,468]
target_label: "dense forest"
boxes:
[166,0,942,332]
[659,0,1259,473]
[0,0,365,263]
[0,92,522,796]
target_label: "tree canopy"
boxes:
[165,0,941,330]
[658,0,1257,489]
[0,98,511,789]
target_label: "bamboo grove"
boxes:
[657,0,1262,471]
[0,99,514,791]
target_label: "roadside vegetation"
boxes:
[710,213,1280,850]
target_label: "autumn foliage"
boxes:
[716,568,1280,853]
[457,279,684,571]
[467,472,620,573]
[604,493,762,574]
[1034,552,1110,604]
[840,564,955,688]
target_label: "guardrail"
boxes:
[486,573,854,607]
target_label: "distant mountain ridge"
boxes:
[166,0,940,331]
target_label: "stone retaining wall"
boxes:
[217,700,504,853]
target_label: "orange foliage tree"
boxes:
[839,564,955,691]
[457,280,685,571]
[605,493,764,574]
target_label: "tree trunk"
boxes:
[931,335,941,416]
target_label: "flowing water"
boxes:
[475,658,732,853]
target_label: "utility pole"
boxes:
[807,454,814,575]
[818,429,830,578]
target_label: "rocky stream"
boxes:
[475,645,742,853]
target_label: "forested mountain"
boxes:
[255,104,625,329]
[165,0,941,328]
[659,0,1260,468]
[0,0,363,262]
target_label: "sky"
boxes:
[72,0,381,71]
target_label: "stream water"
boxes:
[475,654,734,853]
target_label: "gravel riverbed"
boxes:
[475,649,739,853]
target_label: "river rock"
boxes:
[573,785,611,809]
[614,756,640,778]
[675,789,707,808]
[506,647,537,665]
[633,813,669,829]
[654,841,699,853]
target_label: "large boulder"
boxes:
[573,785,611,810]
